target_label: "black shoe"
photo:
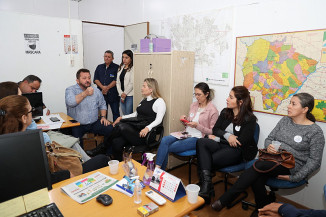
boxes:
[211,200,225,212]
[198,170,215,204]
[86,143,106,157]
[250,209,258,217]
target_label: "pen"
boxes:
[116,184,134,195]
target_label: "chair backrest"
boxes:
[254,123,260,144]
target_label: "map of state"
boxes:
[235,29,326,122]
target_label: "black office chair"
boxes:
[129,124,164,156]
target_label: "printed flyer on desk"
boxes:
[61,172,118,203]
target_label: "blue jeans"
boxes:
[72,119,113,149]
[120,96,133,115]
[156,135,199,170]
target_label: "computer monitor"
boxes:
[22,92,43,117]
[0,130,52,203]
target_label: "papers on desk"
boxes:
[37,114,64,130]
[61,172,118,204]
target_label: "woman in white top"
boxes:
[111,78,166,161]
[116,50,134,115]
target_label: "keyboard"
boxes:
[20,203,63,217]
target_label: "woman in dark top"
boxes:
[211,93,325,217]
[110,78,166,161]
[197,86,257,203]
[116,50,134,115]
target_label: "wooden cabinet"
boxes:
[134,51,195,135]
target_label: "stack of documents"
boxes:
[37,114,64,130]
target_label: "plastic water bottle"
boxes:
[149,39,153,53]
[134,179,142,204]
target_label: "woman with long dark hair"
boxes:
[116,50,134,115]
[155,82,219,170]
[196,86,258,203]
[211,93,325,217]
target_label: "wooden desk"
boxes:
[37,112,80,129]
[49,161,204,217]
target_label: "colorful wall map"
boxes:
[235,29,326,122]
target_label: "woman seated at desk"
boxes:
[0,95,109,184]
[88,78,166,161]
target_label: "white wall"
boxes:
[0,11,83,113]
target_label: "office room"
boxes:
[1,0,326,216]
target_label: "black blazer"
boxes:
[212,108,257,161]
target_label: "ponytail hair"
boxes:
[194,82,215,102]
[293,93,316,122]
[0,95,30,135]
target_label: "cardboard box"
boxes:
[140,38,171,53]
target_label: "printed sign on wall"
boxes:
[64,35,78,54]
[24,34,41,54]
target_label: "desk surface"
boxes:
[49,161,204,217]
[37,112,80,129]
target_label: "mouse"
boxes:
[96,194,113,206]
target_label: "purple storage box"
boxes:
[140,38,171,53]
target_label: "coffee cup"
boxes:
[272,141,281,152]
[108,160,119,175]
[185,184,200,204]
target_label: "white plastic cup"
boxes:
[108,160,119,175]
[272,141,281,152]
[186,184,200,204]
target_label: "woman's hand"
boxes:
[208,135,216,140]
[113,117,122,127]
[139,127,149,137]
[187,122,198,128]
[228,135,241,147]
[277,175,290,181]
[267,144,278,154]
[121,93,127,99]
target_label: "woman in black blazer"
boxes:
[196,86,257,203]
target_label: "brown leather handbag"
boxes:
[253,149,295,173]
[46,141,83,176]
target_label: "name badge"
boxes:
[190,113,194,117]
[294,135,302,143]
[110,74,115,77]
[235,126,241,131]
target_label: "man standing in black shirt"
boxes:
[94,50,120,121]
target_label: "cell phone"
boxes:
[70,119,78,123]
[50,117,60,122]
[180,119,189,123]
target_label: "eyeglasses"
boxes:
[27,107,35,114]
[193,93,203,97]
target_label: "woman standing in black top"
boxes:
[197,86,257,203]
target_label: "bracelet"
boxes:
[100,116,105,118]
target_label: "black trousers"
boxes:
[110,123,146,161]
[196,138,243,171]
[219,161,290,209]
